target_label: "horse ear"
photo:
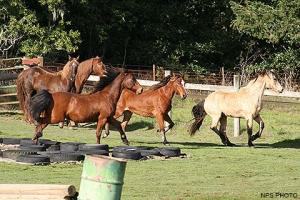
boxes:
[68,55,72,61]
[76,55,80,61]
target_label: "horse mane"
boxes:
[148,75,172,90]
[92,66,123,92]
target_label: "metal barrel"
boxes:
[78,155,127,200]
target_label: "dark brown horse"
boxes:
[16,56,80,123]
[104,74,187,144]
[74,56,107,94]
[29,71,143,144]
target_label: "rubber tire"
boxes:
[78,144,109,151]
[20,145,46,151]
[44,152,84,162]
[112,150,142,160]
[2,150,37,160]
[0,138,3,143]
[60,143,80,152]
[78,150,109,156]
[139,149,161,157]
[20,138,35,146]
[39,140,60,148]
[159,147,181,157]
[2,138,21,145]
[16,155,50,164]
[46,144,60,151]
[112,146,150,152]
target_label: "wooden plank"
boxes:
[0,101,19,105]
[0,93,17,97]
[0,65,24,71]
[0,184,77,199]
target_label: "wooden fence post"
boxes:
[153,64,156,81]
[221,67,225,86]
[37,56,44,67]
[233,74,240,137]
[164,70,171,128]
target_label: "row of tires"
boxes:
[0,138,183,164]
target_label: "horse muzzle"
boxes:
[136,87,143,94]
[181,94,187,100]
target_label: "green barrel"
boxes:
[78,155,127,200]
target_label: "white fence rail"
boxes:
[88,75,300,98]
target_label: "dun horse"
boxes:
[16,56,80,123]
[74,56,107,93]
[189,71,283,147]
[29,71,143,144]
[104,74,187,144]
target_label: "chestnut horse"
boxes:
[190,71,283,147]
[74,56,107,94]
[29,71,143,144]
[16,56,80,123]
[104,74,187,144]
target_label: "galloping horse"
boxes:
[16,56,80,123]
[74,56,107,94]
[189,71,283,147]
[104,74,187,144]
[29,71,143,144]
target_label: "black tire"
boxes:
[20,145,46,151]
[78,150,109,156]
[0,138,3,143]
[2,150,37,160]
[0,151,3,158]
[78,144,109,151]
[46,144,60,151]
[139,149,161,157]
[60,143,80,152]
[16,155,50,165]
[44,152,84,162]
[112,150,142,160]
[112,146,149,152]
[39,139,60,148]
[159,147,181,157]
[2,138,21,145]
[20,138,35,146]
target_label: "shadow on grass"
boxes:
[256,138,300,149]
[130,140,226,149]
[80,121,154,132]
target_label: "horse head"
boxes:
[68,55,80,82]
[170,74,187,99]
[263,70,283,93]
[92,56,107,77]
[123,73,143,94]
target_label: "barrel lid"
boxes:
[86,155,127,163]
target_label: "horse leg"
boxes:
[247,117,254,147]
[121,110,133,132]
[251,114,264,141]
[156,114,169,145]
[109,117,130,145]
[210,115,227,145]
[33,123,48,144]
[219,115,235,146]
[95,116,107,144]
[102,123,110,138]
[164,113,174,133]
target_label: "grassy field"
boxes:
[0,96,299,200]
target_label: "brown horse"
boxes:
[29,71,143,144]
[104,74,187,144]
[74,56,107,94]
[16,56,80,123]
[189,71,283,147]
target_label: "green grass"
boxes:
[0,97,299,200]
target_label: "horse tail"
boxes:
[189,100,207,136]
[30,90,52,122]
[16,71,28,115]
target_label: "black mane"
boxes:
[148,75,172,90]
[93,66,124,92]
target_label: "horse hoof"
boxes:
[163,141,170,145]
[122,140,130,146]
[102,133,109,138]
[227,142,236,147]
[58,122,64,129]
[248,142,255,147]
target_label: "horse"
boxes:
[189,71,283,147]
[16,56,80,123]
[29,71,143,144]
[103,74,187,144]
[74,56,107,94]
